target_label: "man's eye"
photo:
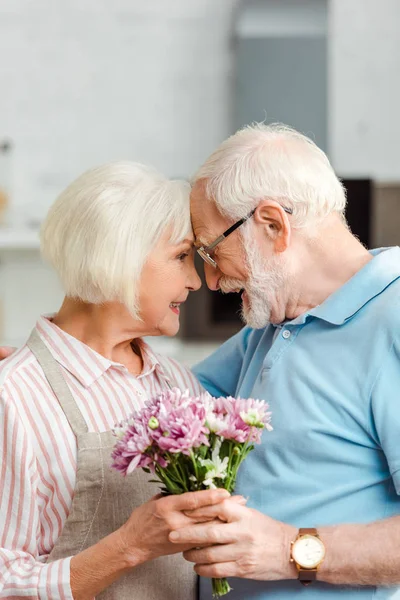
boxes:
[178,253,189,261]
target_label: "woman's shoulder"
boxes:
[0,344,36,395]
[146,346,204,396]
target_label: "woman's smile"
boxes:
[169,302,181,315]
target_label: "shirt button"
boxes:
[282,329,291,339]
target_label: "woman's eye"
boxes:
[177,253,189,261]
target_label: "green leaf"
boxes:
[197,444,209,460]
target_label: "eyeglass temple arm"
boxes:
[205,205,292,251]
[206,209,257,251]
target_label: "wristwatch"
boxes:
[290,528,325,586]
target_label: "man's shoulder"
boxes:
[368,276,400,326]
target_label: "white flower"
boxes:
[113,426,127,440]
[240,408,264,428]
[206,412,227,434]
[199,439,229,489]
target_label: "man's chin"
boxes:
[240,302,271,329]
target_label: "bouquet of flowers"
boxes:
[111,388,272,598]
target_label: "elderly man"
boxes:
[169,123,400,599]
[1,125,399,599]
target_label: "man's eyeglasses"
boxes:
[196,204,293,269]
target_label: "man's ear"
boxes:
[253,200,291,252]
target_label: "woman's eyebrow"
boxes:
[182,238,195,246]
[177,239,195,248]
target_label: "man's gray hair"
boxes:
[41,161,191,318]
[193,123,347,228]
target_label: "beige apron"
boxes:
[27,330,197,600]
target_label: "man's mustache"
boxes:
[219,278,244,294]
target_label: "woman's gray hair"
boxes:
[193,122,347,228]
[41,161,191,318]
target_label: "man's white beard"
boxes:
[219,234,286,329]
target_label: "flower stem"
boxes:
[212,577,232,598]
[189,449,199,482]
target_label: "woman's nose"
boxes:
[187,262,202,291]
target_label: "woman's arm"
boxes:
[0,393,73,599]
[70,489,229,600]
[0,391,229,599]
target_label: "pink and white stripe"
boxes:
[0,316,203,599]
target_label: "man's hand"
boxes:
[0,346,16,360]
[118,489,233,566]
[170,498,297,581]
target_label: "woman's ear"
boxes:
[253,200,291,252]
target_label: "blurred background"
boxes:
[0,0,400,365]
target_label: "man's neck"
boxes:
[284,219,372,321]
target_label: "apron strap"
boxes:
[27,330,89,436]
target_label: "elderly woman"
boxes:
[0,162,232,600]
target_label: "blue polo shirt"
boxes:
[194,247,400,600]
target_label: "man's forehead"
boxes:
[191,216,224,248]
[190,187,227,246]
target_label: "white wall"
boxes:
[0,0,238,223]
[329,0,400,180]
[0,0,239,347]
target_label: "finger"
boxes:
[0,346,16,360]
[183,498,245,522]
[169,521,236,545]
[185,495,246,517]
[194,561,238,579]
[184,543,239,565]
[188,515,224,524]
[229,495,248,505]
[169,489,229,512]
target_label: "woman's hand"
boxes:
[0,346,16,360]
[118,489,240,567]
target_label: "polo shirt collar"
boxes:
[290,247,400,326]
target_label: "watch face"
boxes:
[292,535,325,569]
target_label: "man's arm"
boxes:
[192,326,251,397]
[171,501,400,586]
[319,516,400,585]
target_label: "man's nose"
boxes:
[204,262,221,291]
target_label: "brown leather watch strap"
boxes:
[299,527,318,536]
[299,568,318,586]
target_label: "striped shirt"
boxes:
[0,316,203,599]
